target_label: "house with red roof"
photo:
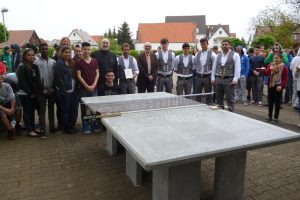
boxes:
[135,22,196,51]
[0,30,41,48]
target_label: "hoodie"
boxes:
[291,50,300,91]
[10,44,21,72]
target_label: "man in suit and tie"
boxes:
[136,42,159,93]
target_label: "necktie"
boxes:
[146,54,151,74]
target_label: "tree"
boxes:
[227,37,247,48]
[108,28,112,38]
[251,34,275,48]
[112,26,117,39]
[0,23,9,43]
[250,6,300,48]
[282,0,300,12]
[109,38,120,51]
[117,21,134,49]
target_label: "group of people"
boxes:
[0,36,300,140]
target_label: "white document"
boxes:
[124,69,133,79]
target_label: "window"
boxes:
[73,33,76,36]
[219,31,222,35]
[196,28,199,34]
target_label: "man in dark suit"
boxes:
[136,42,158,93]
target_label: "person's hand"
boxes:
[211,80,216,85]
[261,67,266,71]
[269,49,274,54]
[6,108,15,116]
[276,85,282,92]
[230,80,237,86]
[86,86,94,92]
[253,70,259,76]
[148,75,153,81]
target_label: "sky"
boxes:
[0,0,274,42]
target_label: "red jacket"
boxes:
[0,62,6,75]
[263,63,288,89]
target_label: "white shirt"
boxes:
[211,50,241,82]
[195,50,217,74]
[173,54,195,77]
[155,50,176,63]
[119,55,139,75]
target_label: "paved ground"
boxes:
[0,99,300,200]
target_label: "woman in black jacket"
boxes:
[17,48,46,138]
[54,46,78,134]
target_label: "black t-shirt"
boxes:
[98,83,120,96]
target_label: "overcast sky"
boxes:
[0,0,274,41]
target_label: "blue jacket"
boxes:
[240,54,250,77]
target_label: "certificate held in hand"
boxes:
[124,68,133,79]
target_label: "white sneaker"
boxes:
[243,102,248,106]
[258,101,263,106]
[28,131,38,137]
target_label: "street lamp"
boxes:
[1,7,8,44]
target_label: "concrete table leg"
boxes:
[106,129,118,156]
[126,151,143,186]
[213,151,247,200]
[153,162,201,200]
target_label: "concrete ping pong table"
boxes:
[82,92,300,200]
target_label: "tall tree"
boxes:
[112,26,117,39]
[250,6,300,47]
[117,21,134,49]
[108,28,112,38]
[0,23,9,43]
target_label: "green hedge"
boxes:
[110,50,139,59]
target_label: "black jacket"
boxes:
[17,63,43,96]
[91,49,118,85]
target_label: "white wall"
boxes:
[208,27,230,49]
[68,31,82,42]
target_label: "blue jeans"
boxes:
[80,89,97,120]
[56,91,78,131]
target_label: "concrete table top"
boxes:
[81,92,174,104]
[102,105,300,171]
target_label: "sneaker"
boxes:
[39,131,47,139]
[272,118,279,124]
[39,135,47,139]
[91,121,102,133]
[82,121,91,134]
[258,101,263,107]
[243,102,248,106]
[28,131,38,137]
[265,118,272,122]
[250,100,255,104]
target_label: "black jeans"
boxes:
[268,86,282,119]
[19,94,45,133]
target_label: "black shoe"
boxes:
[39,131,47,139]
[265,118,272,122]
[272,118,279,124]
[65,128,78,134]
